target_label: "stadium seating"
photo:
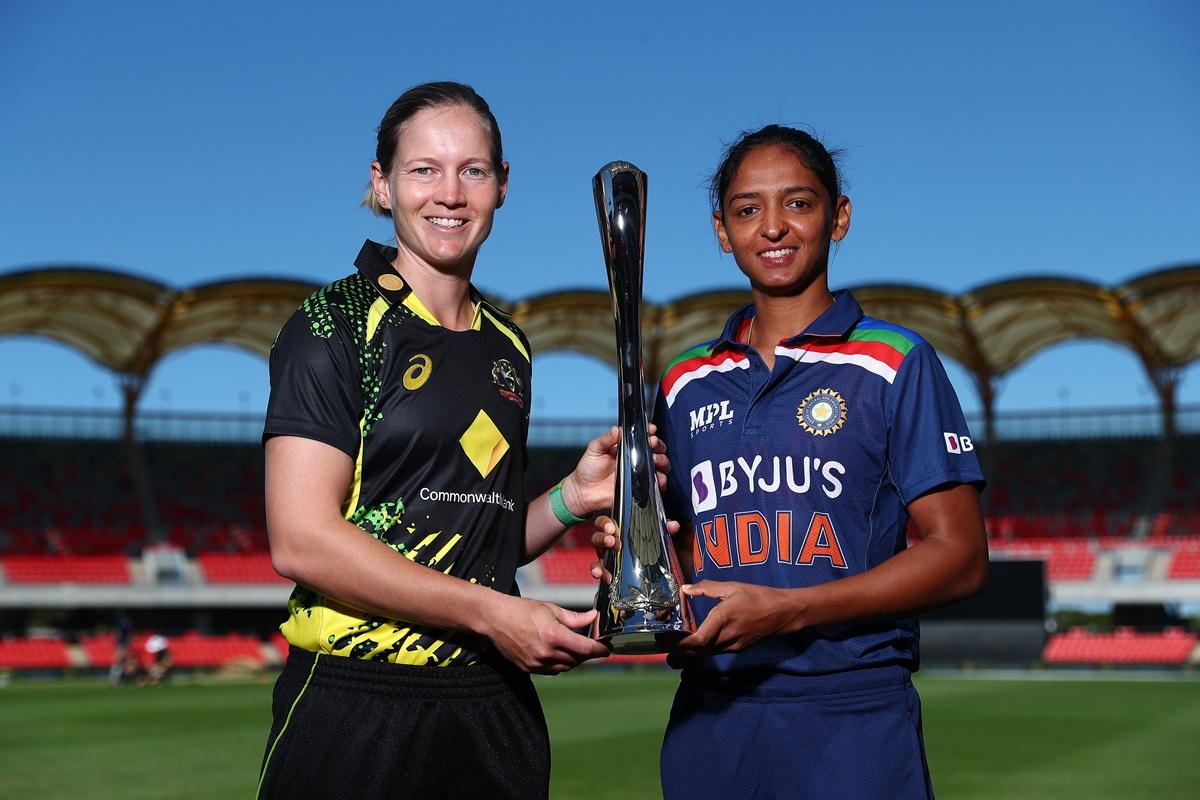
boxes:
[79,632,265,668]
[988,539,1097,581]
[1042,627,1197,665]
[79,634,126,668]
[196,552,288,583]
[0,440,145,554]
[1,555,131,583]
[0,636,71,669]
[270,631,289,662]
[984,436,1200,541]
[1,431,1199,678]
[1165,538,1200,580]
[3,433,1199,558]
[166,632,264,667]
[0,439,268,557]
[538,547,598,585]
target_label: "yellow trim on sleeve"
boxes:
[341,416,367,520]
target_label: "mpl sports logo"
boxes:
[943,431,975,454]
[689,400,734,437]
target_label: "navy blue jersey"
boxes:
[655,290,984,676]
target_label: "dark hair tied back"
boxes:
[363,81,504,217]
[709,124,842,214]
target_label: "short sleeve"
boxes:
[651,386,689,525]
[262,306,363,458]
[885,342,985,504]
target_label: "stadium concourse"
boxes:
[1,262,1200,674]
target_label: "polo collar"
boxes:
[354,239,413,305]
[353,239,491,327]
[712,289,865,351]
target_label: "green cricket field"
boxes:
[1,668,1197,799]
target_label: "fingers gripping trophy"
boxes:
[590,161,694,654]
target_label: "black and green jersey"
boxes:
[264,240,532,667]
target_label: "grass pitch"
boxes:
[1,669,1198,799]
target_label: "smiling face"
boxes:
[370,104,509,275]
[713,144,850,298]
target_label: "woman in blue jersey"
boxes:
[594,125,988,799]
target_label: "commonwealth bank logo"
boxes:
[459,410,509,478]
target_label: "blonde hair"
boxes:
[361,184,390,218]
[360,81,504,219]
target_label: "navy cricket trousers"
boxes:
[660,664,934,799]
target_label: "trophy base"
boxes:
[604,628,688,656]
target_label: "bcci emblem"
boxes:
[797,388,847,436]
[491,359,524,409]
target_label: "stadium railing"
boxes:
[3,404,1199,444]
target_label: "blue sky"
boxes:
[2,0,1198,420]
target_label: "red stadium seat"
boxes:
[81,634,158,667]
[81,632,265,668]
[197,553,289,584]
[80,635,120,668]
[1166,540,1200,580]
[1048,541,1096,581]
[270,632,289,662]
[560,523,594,548]
[1,555,131,583]
[1043,627,1197,665]
[537,547,598,585]
[0,637,71,669]
[167,633,264,667]
[987,538,1095,581]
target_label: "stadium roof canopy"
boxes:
[3,263,1199,437]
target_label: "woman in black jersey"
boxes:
[257,81,666,800]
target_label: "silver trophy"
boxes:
[591,161,693,654]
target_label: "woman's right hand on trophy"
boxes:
[480,594,610,674]
[589,515,683,584]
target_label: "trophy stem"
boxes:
[590,161,693,654]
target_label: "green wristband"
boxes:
[550,482,587,526]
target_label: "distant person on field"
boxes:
[118,646,146,687]
[144,633,172,684]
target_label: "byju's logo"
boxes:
[690,461,717,513]
[689,400,734,436]
[689,455,845,511]
[943,432,975,454]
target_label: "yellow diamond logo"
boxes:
[459,410,509,478]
